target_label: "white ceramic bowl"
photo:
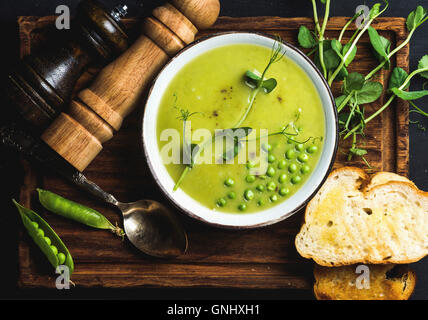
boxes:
[142,32,338,229]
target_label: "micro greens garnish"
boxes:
[244,111,320,145]
[172,86,313,191]
[175,108,200,121]
[343,57,428,139]
[173,39,286,190]
[298,1,388,84]
[298,3,428,166]
[328,1,389,85]
[218,127,253,161]
[257,126,317,145]
[173,125,253,190]
[171,94,203,191]
[313,0,331,79]
[234,36,285,127]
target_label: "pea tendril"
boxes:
[234,36,285,128]
[173,38,286,191]
[298,2,428,167]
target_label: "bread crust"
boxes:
[366,172,416,192]
[313,264,416,300]
[295,167,428,267]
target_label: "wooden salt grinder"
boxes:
[41,0,221,172]
[2,0,129,132]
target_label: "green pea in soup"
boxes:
[157,43,325,213]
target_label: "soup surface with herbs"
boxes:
[156,43,325,213]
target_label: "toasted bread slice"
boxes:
[365,172,416,192]
[295,167,428,266]
[314,264,416,300]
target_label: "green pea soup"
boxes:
[156,44,325,213]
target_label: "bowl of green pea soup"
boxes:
[142,32,338,228]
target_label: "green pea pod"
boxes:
[13,199,74,274]
[37,189,124,237]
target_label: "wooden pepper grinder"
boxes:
[41,0,220,172]
[2,0,129,132]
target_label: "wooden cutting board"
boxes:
[17,16,409,289]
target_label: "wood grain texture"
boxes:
[172,0,220,30]
[153,3,198,45]
[143,17,185,56]
[68,100,114,143]
[39,0,220,173]
[17,16,409,289]
[41,113,103,172]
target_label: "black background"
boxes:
[0,0,426,300]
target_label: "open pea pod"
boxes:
[13,199,74,275]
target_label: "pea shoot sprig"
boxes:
[173,38,286,191]
[244,110,321,146]
[339,8,428,149]
[173,98,255,191]
[328,1,389,85]
[173,122,253,191]
[234,36,286,127]
[343,56,428,140]
[308,0,332,79]
[298,3,428,165]
[336,6,428,114]
[298,1,388,84]
[173,104,201,191]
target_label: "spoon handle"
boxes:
[71,173,119,207]
[0,124,119,207]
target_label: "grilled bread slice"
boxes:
[365,172,416,192]
[313,264,416,300]
[295,167,428,266]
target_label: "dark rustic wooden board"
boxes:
[17,16,409,289]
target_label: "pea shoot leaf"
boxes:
[342,43,357,67]
[217,127,253,139]
[370,1,389,19]
[183,143,200,168]
[298,26,317,49]
[335,66,349,81]
[261,78,278,93]
[190,144,200,166]
[330,39,342,58]
[370,3,381,19]
[218,127,253,161]
[368,27,391,69]
[223,140,243,161]
[324,49,341,70]
[338,112,350,125]
[406,6,427,31]
[315,40,349,80]
[335,95,347,108]
[245,71,278,93]
[245,70,260,83]
[314,41,338,72]
[330,39,357,69]
[343,72,365,94]
[388,67,409,90]
[350,148,368,156]
[390,88,428,100]
[417,55,428,79]
[351,81,383,105]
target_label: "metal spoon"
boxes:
[1,124,188,258]
[74,175,188,258]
